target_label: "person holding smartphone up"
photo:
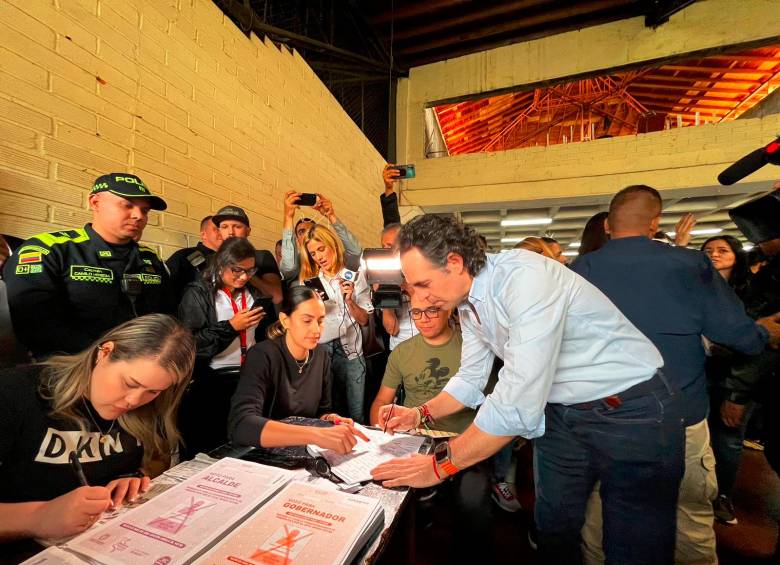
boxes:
[177,238,272,456]
[280,191,362,284]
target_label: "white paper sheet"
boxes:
[65,458,291,564]
[307,425,425,484]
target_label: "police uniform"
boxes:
[2,173,171,358]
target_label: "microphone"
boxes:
[718,137,780,185]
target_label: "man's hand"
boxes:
[757,312,780,348]
[721,400,748,428]
[284,191,301,221]
[377,404,419,435]
[674,213,697,247]
[371,454,442,488]
[313,194,337,223]
[383,165,401,196]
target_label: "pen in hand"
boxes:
[383,385,403,434]
[69,450,90,487]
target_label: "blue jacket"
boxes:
[571,236,767,424]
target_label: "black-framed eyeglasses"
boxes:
[411,307,441,320]
[229,265,258,278]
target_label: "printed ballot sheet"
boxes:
[194,481,383,565]
[307,424,425,484]
[66,458,291,565]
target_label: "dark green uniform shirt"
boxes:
[3,223,171,357]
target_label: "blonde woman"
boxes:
[514,236,557,259]
[299,225,372,423]
[0,314,195,541]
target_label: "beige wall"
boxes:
[395,0,780,209]
[0,0,386,258]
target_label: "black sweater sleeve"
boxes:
[380,192,401,227]
[228,345,274,446]
[177,284,238,360]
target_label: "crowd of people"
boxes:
[0,165,779,565]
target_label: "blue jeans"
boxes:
[534,373,685,565]
[708,391,754,498]
[326,340,366,423]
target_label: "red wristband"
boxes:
[431,455,441,480]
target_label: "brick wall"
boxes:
[395,0,780,209]
[0,0,386,258]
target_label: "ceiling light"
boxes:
[562,251,579,257]
[568,242,581,248]
[743,244,754,251]
[500,237,524,243]
[500,218,553,227]
[666,228,723,238]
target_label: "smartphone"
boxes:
[303,277,330,301]
[250,304,264,311]
[296,193,318,206]
[390,164,416,179]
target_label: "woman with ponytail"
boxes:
[228,286,367,454]
[0,314,195,541]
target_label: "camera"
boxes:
[360,248,404,309]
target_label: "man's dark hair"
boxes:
[398,214,487,276]
[608,184,662,233]
[200,215,213,230]
[382,222,401,236]
[275,239,282,247]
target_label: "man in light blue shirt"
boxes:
[372,214,686,565]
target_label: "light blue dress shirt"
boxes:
[444,250,663,439]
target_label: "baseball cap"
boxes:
[213,205,250,227]
[91,173,167,211]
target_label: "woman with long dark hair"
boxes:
[229,286,366,453]
[576,211,610,258]
[177,237,275,456]
[700,235,754,525]
[0,314,194,540]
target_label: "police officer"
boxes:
[3,173,171,358]
[165,215,223,302]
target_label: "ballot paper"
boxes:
[20,546,87,564]
[194,481,384,565]
[65,458,291,564]
[307,424,425,484]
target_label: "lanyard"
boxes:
[221,287,248,364]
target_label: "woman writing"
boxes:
[229,287,367,454]
[299,225,372,423]
[0,314,195,540]
[178,237,274,456]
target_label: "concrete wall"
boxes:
[0,0,386,257]
[395,0,780,210]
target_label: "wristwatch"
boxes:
[433,441,460,477]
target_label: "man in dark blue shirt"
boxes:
[572,185,780,564]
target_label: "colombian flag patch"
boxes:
[18,251,42,264]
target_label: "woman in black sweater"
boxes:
[229,287,367,454]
